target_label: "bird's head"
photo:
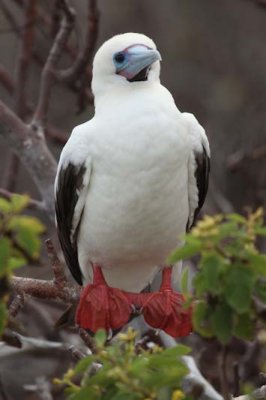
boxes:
[92,33,161,99]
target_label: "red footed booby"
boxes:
[55,32,210,337]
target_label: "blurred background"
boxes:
[1,0,266,215]
[0,0,265,398]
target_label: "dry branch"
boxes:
[0,187,46,211]
[31,0,75,131]
[10,240,80,305]
[57,0,99,84]
[15,0,36,118]
[0,99,57,219]
[8,293,25,318]
[0,66,15,94]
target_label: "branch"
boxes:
[219,345,230,400]
[57,0,99,84]
[0,0,21,36]
[31,0,75,131]
[45,125,69,144]
[8,293,25,318]
[0,188,46,211]
[46,238,68,289]
[159,332,223,400]
[9,239,80,305]
[0,99,57,219]
[15,0,36,118]
[0,66,15,94]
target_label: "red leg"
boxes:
[140,267,192,337]
[76,264,132,333]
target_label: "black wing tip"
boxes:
[55,162,86,286]
[187,145,210,231]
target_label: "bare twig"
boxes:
[45,238,68,289]
[31,0,75,131]
[57,0,99,84]
[45,125,69,144]
[7,0,34,194]
[2,329,65,350]
[15,0,36,118]
[79,328,96,353]
[0,0,21,36]
[0,99,57,219]
[0,66,15,94]
[0,187,46,211]
[220,345,230,400]
[9,238,80,310]
[8,293,25,318]
[68,345,86,360]
[3,154,20,192]
[10,274,80,304]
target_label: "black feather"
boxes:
[187,145,210,230]
[55,163,86,285]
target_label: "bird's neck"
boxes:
[94,81,162,115]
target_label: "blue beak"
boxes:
[115,45,161,81]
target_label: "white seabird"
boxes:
[55,32,210,337]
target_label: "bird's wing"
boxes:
[55,130,91,285]
[182,112,210,230]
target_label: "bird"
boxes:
[54,32,210,338]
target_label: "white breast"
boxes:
[77,84,191,292]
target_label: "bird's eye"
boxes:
[114,52,125,64]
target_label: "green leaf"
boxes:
[210,303,233,344]
[167,237,201,263]
[15,227,42,259]
[227,214,246,224]
[225,266,255,313]
[160,343,190,358]
[8,215,45,234]
[218,221,239,239]
[0,198,11,214]
[234,313,254,340]
[94,329,106,347]
[180,266,189,295]
[7,257,26,270]
[8,215,45,259]
[0,238,10,277]
[10,194,29,213]
[247,253,266,277]
[74,356,95,375]
[195,254,223,295]
[192,301,213,337]
[70,386,97,400]
[254,227,266,236]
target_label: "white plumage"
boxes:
[55,32,210,294]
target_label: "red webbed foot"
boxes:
[76,264,132,333]
[140,267,192,337]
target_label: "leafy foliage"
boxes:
[57,328,189,400]
[0,194,45,335]
[169,209,266,343]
